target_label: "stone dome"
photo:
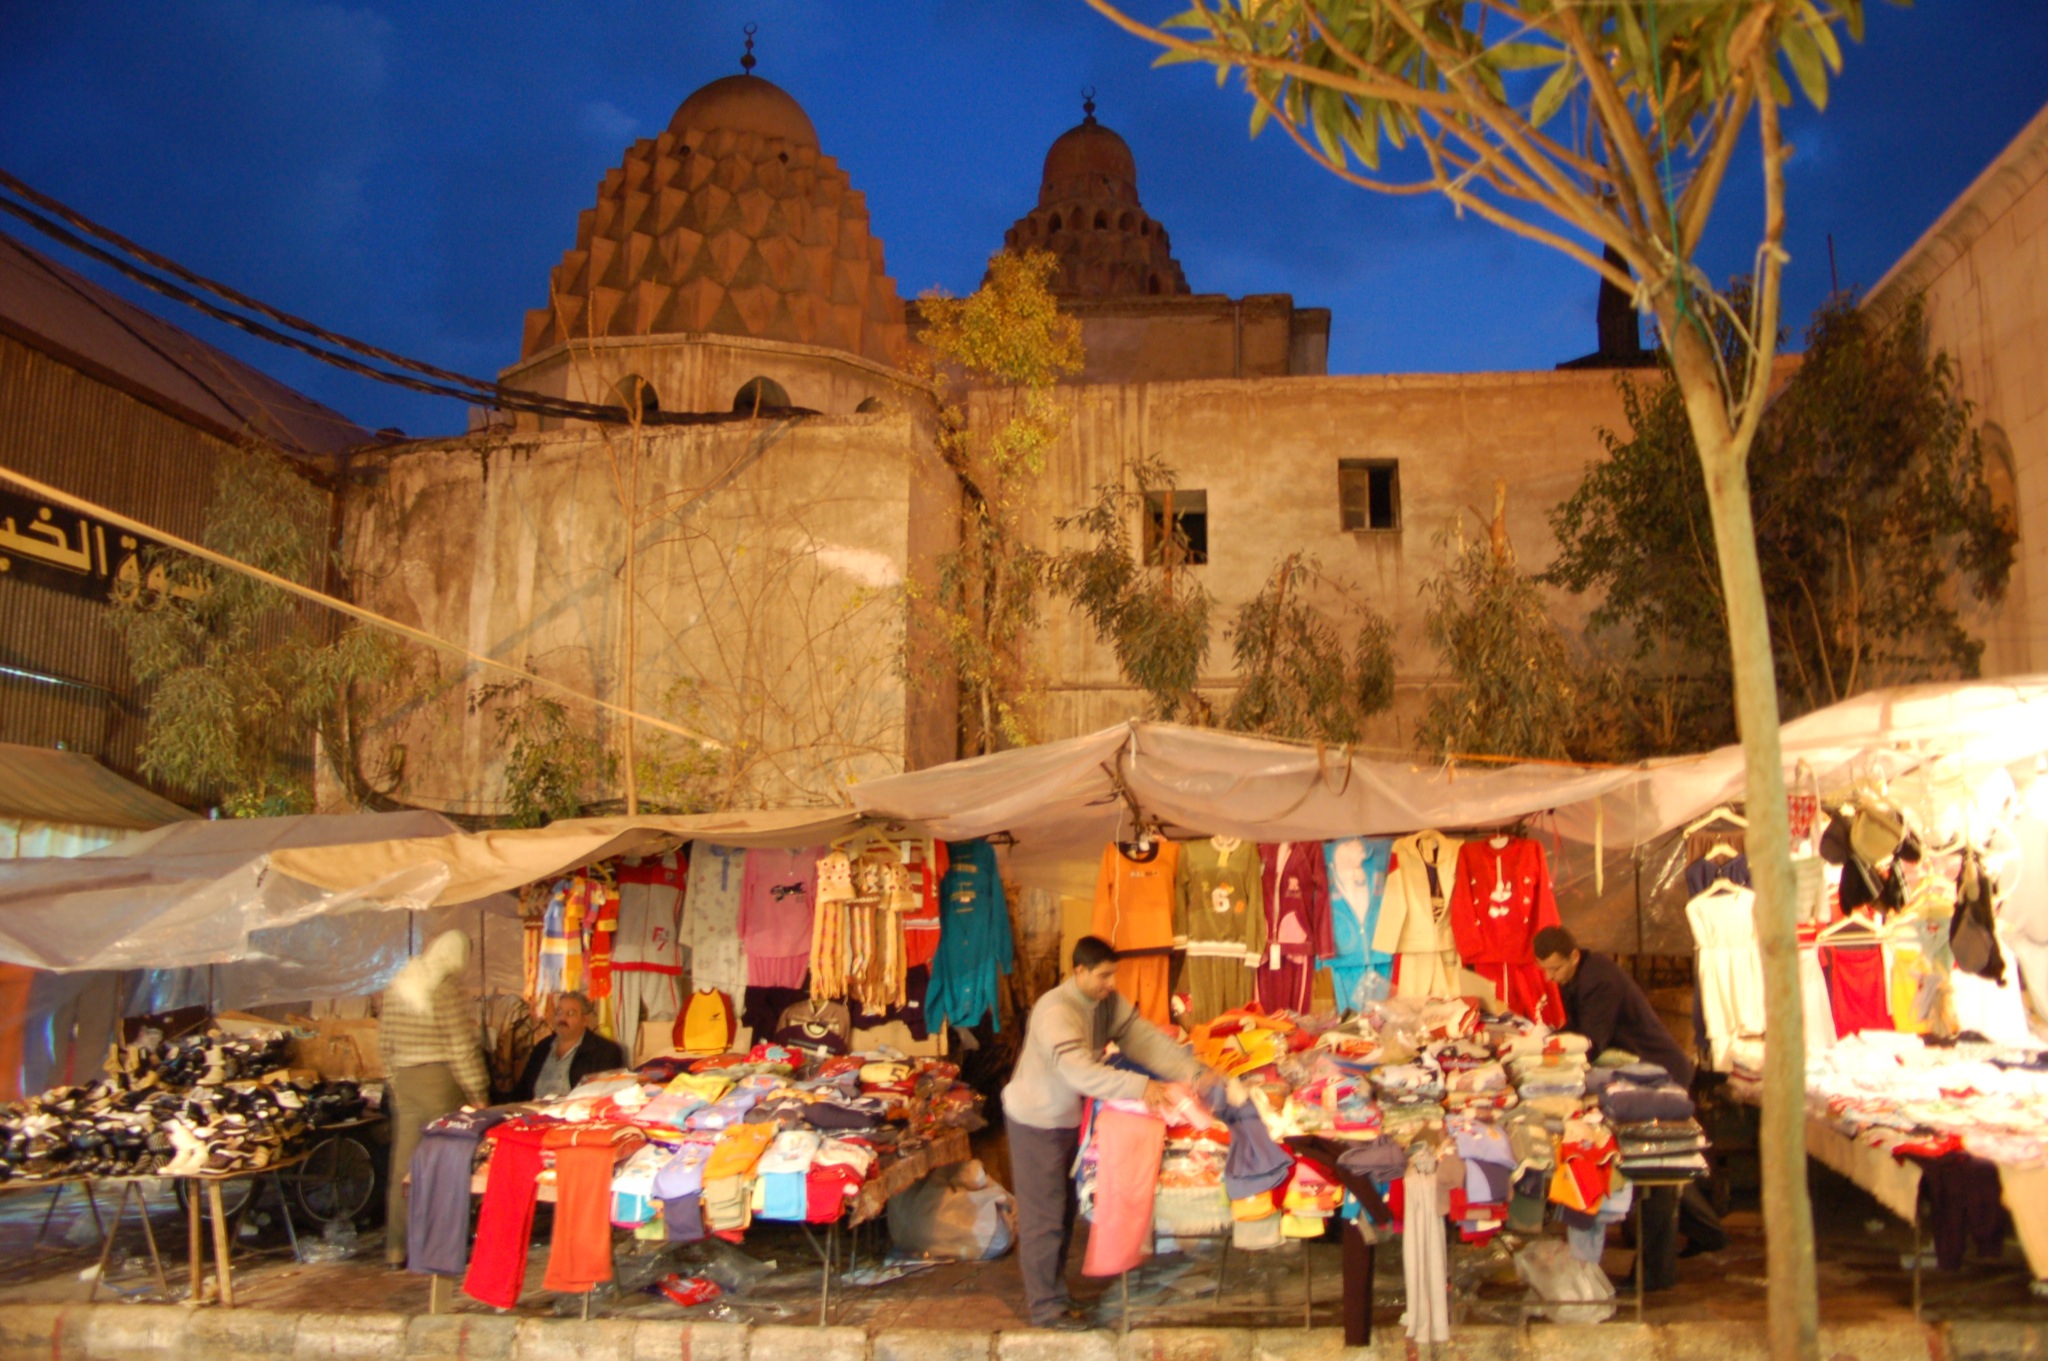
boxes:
[521,74,909,368]
[670,74,818,149]
[1002,102,1190,299]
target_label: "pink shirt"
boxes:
[738,847,822,988]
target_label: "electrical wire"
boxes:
[0,459,723,749]
[0,171,793,430]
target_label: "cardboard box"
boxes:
[285,1017,385,1082]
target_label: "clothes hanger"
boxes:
[1683,805,1748,836]
[1704,838,1740,862]
[1686,878,1750,907]
[1816,909,1881,943]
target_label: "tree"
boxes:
[1550,293,2015,727]
[1083,3,1880,1352]
[1045,454,1216,722]
[1225,552,1394,743]
[1418,484,1578,760]
[108,447,407,816]
[468,680,617,828]
[915,249,1085,755]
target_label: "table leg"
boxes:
[33,1183,65,1251]
[1120,1271,1130,1336]
[207,1182,235,1309]
[135,1184,169,1300]
[1302,1239,1312,1330]
[1912,1220,1923,1321]
[187,1183,204,1303]
[430,1275,451,1315]
[269,1173,302,1264]
[82,1181,105,1240]
[88,1181,126,1303]
[1634,1195,1645,1325]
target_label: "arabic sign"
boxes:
[0,487,187,605]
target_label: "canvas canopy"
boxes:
[0,810,464,971]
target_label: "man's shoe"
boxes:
[1030,1314,1094,1332]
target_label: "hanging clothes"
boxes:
[1081,1105,1167,1277]
[1401,1141,1450,1344]
[1684,851,1751,897]
[1175,837,1267,1025]
[1325,837,1395,1012]
[1818,939,1894,1037]
[1256,841,1333,1014]
[542,1123,645,1293]
[462,1118,552,1308]
[1093,839,1181,1029]
[1685,884,1767,1071]
[1375,830,1463,1001]
[683,844,749,1002]
[1797,932,1838,1053]
[737,847,822,990]
[903,839,948,971]
[610,852,686,1044]
[926,839,1014,1031]
[1447,837,1564,1024]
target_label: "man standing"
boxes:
[1002,936,1219,1330]
[1534,925,1727,1290]
[514,992,627,1102]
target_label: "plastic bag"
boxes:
[1513,1239,1616,1324]
[886,1159,1016,1260]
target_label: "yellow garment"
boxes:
[1231,1195,1277,1223]
[703,1122,777,1181]
[1280,1214,1326,1238]
[665,1072,733,1103]
[1890,943,1927,1034]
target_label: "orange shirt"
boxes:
[1093,840,1181,953]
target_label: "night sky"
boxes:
[3,2,2045,437]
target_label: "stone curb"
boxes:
[0,1305,2015,1361]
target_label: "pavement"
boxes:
[1,1159,2042,1358]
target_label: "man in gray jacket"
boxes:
[1002,935,1219,1329]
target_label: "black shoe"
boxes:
[1029,1314,1094,1332]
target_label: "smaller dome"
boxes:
[669,74,818,148]
[1039,115,1138,208]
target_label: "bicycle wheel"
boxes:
[289,1136,376,1224]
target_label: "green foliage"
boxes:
[1224,553,1394,743]
[1045,456,1214,722]
[1418,512,1577,762]
[107,448,408,815]
[1548,294,2016,726]
[916,249,1084,755]
[1155,1,1867,170]
[468,680,618,828]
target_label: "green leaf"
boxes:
[1491,39,1567,71]
[1778,18,1831,109]
[1249,95,1273,138]
[1529,59,1578,128]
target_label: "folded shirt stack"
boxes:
[1615,1116,1711,1177]
[1599,1065,1696,1124]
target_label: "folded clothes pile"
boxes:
[1614,1117,1711,1178]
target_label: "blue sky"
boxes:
[3,1,2044,436]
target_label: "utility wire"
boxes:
[0,172,784,430]
[0,460,723,749]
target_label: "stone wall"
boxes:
[991,367,1637,751]
[337,405,955,816]
[1867,101,2048,680]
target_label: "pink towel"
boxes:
[1083,1107,1167,1277]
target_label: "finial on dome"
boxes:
[1082,86,1097,124]
[741,22,758,75]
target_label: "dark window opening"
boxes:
[1147,274,1160,295]
[1140,221,1151,236]
[1338,459,1401,531]
[612,374,659,421]
[1094,211,1108,230]
[733,376,791,414]
[1048,212,1063,231]
[1143,488,1209,566]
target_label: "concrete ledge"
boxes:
[1,1304,2038,1361]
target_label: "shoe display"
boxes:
[0,1028,367,1183]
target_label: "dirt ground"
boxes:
[1,1151,2040,1331]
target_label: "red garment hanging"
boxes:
[1447,838,1564,1025]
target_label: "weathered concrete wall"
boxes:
[1062,295,1327,385]
[340,404,954,816]
[1867,101,2048,679]
[987,368,1637,750]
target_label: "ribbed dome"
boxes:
[1039,118,1138,208]
[520,74,908,368]
[671,74,818,149]
[1001,105,1189,300]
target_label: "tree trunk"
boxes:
[1668,321,1818,1361]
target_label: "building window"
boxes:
[733,376,791,414]
[1143,488,1208,566]
[1339,459,1400,531]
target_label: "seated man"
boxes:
[514,992,626,1102]
[1535,926,1727,1291]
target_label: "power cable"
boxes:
[0,174,781,429]
[0,460,723,749]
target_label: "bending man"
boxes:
[1001,935,1220,1330]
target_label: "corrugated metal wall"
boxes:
[0,332,329,800]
